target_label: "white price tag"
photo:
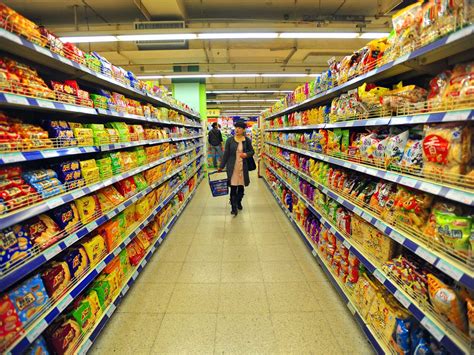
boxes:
[394,290,411,309]
[44,245,62,260]
[158,237,163,244]
[121,284,130,295]
[414,247,437,264]
[312,249,317,257]
[399,176,417,188]
[435,259,463,281]
[41,150,60,158]
[46,198,63,210]
[57,294,74,312]
[27,319,48,342]
[342,240,351,249]
[346,302,356,315]
[420,317,444,341]
[388,230,406,245]
[113,248,121,257]
[106,303,116,317]
[132,271,139,280]
[1,154,24,164]
[97,260,106,273]
[65,235,79,247]
[6,94,29,105]
[373,269,386,284]
[37,100,56,109]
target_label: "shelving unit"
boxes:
[0,9,205,354]
[260,21,474,355]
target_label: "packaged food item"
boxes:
[133,173,148,191]
[115,177,137,198]
[0,224,33,269]
[126,238,145,266]
[385,129,409,168]
[99,219,120,252]
[135,198,150,220]
[427,274,467,333]
[25,335,50,355]
[50,203,80,231]
[113,213,127,239]
[422,123,472,178]
[73,128,93,146]
[467,297,474,340]
[45,317,81,355]
[41,261,72,298]
[81,234,106,266]
[108,122,130,142]
[64,247,89,279]
[119,248,131,277]
[25,214,61,249]
[69,292,96,333]
[124,204,136,229]
[134,147,147,166]
[22,169,57,184]
[81,166,100,185]
[108,151,123,173]
[398,129,423,172]
[90,279,112,309]
[79,159,97,171]
[0,295,23,349]
[75,195,102,223]
[9,274,49,323]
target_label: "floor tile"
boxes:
[92,313,163,352]
[177,262,221,283]
[136,261,183,284]
[166,232,194,245]
[257,244,295,261]
[186,244,223,262]
[271,312,343,354]
[222,244,259,262]
[151,313,216,354]
[221,262,264,283]
[219,283,269,313]
[117,282,174,314]
[192,232,225,246]
[253,231,289,245]
[158,244,190,262]
[167,283,219,313]
[215,313,278,354]
[261,261,306,282]
[223,232,256,246]
[265,282,320,312]
[309,282,349,312]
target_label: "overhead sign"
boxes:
[207,109,220,117]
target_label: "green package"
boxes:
[112,212,127,239]
[435,211,471,252]
[133,173,148,191]
[69,300,93,334]
[108,152,123,172]
[119,249,131,277]
[96,156,113,178]
[327,200,339,222]
[108,122,130,141]
[90,280,112,308]
[341,130,349,154]
[134,146,147,166]
[159,107,169,120]
[90,94,108,109]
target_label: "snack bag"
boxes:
[97,185,124,205]
[0,295,23,349]
[50,203,80,232]
[90,279,112,309]
[119,248,131,277]
[0,224,33,269]
[114,177,137,198]
[124,204,136,229]
[9,274,50,324]
[126,238,145,266]
[427,274,467,333]
[467,297,474,340]
[75,195,102,223]
[422,123,472,178]
[389,186,433,232]
[385,129,409,168]
[25,335,50,355]
[81,234,106,266]
[99,219,120,252]
[41,261,72,298]
[108,151,124,173]
[45,317,81,355]
[133,173,148,191]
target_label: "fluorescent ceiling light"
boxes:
[208,99,278,102]
[261,73,308,77]
[212,74,261,78]
[359,32,390,39]
[59,35,117,43]
[207,90,292,94]
[117,34,197,41]
[280,32,358,39]
[198,32,278,39]
[137,75,164,79]
[165,74,211,79]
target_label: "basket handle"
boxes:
[208,170,226,181]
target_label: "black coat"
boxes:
[219,136,255,186]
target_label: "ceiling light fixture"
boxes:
[212,74,261,78]
[280,32,359,39]
[359,32,390,39]
[207,90,293,94]
[261,73,309,77]
[165,74,211,79]
[59,35,118,43]
[198,32,278,39]
[116,33,197,41]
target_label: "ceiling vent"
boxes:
[134,21,188,50]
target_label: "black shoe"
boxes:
[231,196,239,215]
[237,191,244,210]
[237,200,243,210]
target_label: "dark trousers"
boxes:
[230,185,244,197]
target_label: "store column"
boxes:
[172,78,208,167]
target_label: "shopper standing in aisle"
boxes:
[218,121,255,215]
[208,122,223,169]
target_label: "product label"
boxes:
[423,134,449,164]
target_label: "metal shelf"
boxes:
[0,144,203,230]
[264,163,470,354]
[0,136,203,165]
[5,169,203,354]
[265,141,474,206]
[0,28,201,121]
[264,109,473,131]
[263,25,474,120]
[264,153,473,289]
[0,153,203,292]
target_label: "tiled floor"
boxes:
[91,172,374,354]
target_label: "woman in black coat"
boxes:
[218,121,255,215]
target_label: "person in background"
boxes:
[218,121,255,215]
[208,122,223,169]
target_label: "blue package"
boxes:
[43,120,70,130]
[394,318,411,355]
[56,161,80,174]
[39,186,64,199]
[0,224,33,269]
[31,178,62,192]
[50,203,76,230]
[56,169,82,184]
[413,337,432,355]
[26,336,50,355]
[23,169,57,184]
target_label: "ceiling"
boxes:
[4,0,404,114]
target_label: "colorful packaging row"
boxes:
[262,1,470,117]
[266,145,474,257]
[0,4,198,116]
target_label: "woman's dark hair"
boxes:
[212,122,218,128]
[234,121,247,129]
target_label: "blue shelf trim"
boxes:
[264,109,473,130]
[264,163,468,354]
[264,153,472,289]
[6,170,204,354]
[0,28,201,121]
[263,25,474,120]
[266,141,474,206]
[77,177,203,354]
[0,143,202,229]
[0,153,203,292]
[262,178,385,355]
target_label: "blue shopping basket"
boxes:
[208,171,229,197]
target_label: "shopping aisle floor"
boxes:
[91,172,374,354]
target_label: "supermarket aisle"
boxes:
[90,172,374,354]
